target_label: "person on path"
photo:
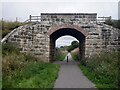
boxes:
[67,55,68,62]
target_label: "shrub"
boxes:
[67,41,79,52]
[2,43,20,57]
[105,20,120,29]
[2,43,60,88]
[55,48,68,61]
[72,53,79,61]
[80,51,119,88]
[1,20,24,38]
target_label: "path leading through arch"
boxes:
[53,53,96,88]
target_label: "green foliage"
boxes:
[2,43,20,56]
[71,51,79,61]
[55,48,68,61]
[67,41,79,52]
[1,20,24,38]
[2,43,60,88]
[105,20,120,29]
[1,30,10,38]
[1,21,24,30]
[80,65,116,89]
[80,51,119,89]
[3,62,59,88]
[71,41,78,46]
[67,46,73,52]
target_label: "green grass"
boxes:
[2,43,60,88]
[55,48,68,61]
[3,62,59,88]
[1,20,24,38]
[80,64,116,89]
[71,52,79,61]
[79,51,119,89]
[55,53,66,61]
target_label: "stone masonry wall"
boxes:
[8,23,50,62]
[2,13,119,62]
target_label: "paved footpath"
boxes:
[53,53,96,88]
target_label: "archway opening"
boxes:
[56,35,78,48]
[55,35,79,61]
[49,28,86,62]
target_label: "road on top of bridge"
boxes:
[53,53,96,89]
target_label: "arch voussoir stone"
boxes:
[48,24,88,36]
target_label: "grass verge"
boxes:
[2,43,60,88]
[80,64,116,89]
[71,47,79,61]
[71,52,79,61]
[3,62,59,88]
[79,51,119,90]
[55,48,68,61]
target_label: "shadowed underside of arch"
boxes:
[48,24,88,36]
[48,24,88,62]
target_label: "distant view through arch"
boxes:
[48,24,88,62]
[56,35,78,48]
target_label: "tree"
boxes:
[67,41,79,52]
[60,46,64,48]
[71,41,79,48]
[71,41,78,45]
[105,20,120,29]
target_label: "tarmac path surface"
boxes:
[53,53,96,89]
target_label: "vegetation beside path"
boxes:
[2,43,59,88]
[71,47,79,61]
[55,47,68,61]
[71,48,119,89]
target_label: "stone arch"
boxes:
[48,24,88,36]
[47,24,88,62]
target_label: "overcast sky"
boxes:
[56,36,78,47]
[1,1,119,21]
[1,0,120,47]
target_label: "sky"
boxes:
[1,0,120,47]
[1,1,119,21]
[56,35,78,47]
[118,1,120,19]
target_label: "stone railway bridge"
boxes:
[1,13,120,62]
